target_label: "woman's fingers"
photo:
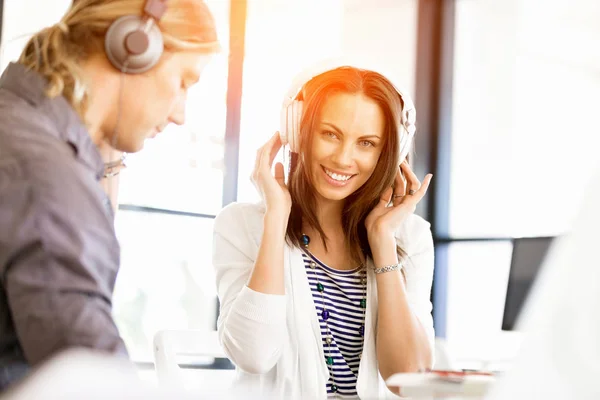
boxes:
[392,165,407,206]
[401,161,421,195]
[377,186,394,209]
[260,132,279,171]
[252,132,279,182]
[274,162,285,186]
[268,132,283,167]
[400,173,433,206]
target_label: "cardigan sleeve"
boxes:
[212,202,287,374]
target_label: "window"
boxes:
[236,0,418,202]
[114,0,231,361]
[0,0,71,71]
[113,211,218,361]
[444,0,600,365]
[449,0,600,238]
[116,0,421,361]
[443,240,518,366]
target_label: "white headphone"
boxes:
[279,58,417,165]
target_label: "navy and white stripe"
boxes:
[303,252,366,399]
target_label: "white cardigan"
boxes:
[213,202,435,399]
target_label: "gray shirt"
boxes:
[0,63,128,390]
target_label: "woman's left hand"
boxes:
[365,162,433,244]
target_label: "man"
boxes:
[0,0,219,390]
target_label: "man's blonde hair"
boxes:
[18,0,220,117]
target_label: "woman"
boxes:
[213,66,435,399]
[0,0,219,391]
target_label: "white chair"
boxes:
[1,349,199,400]
[153,329,235,391]
[433,337,456,371]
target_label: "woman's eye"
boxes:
[323,131,338,139]
[359,140,375,148]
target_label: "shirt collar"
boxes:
[0,62,105,180]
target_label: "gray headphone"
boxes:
[104,0,167,74]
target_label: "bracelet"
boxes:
[372,263,402,274]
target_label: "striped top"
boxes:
[302,252,367,399]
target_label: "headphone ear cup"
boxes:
[279,103,289,147]
[398,119,416,164]
[105,15,164,74]
[288,100,302,153]
[398,99,416,164]
[286,100,298,153]
[398,129,410,164]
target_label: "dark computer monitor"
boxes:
[502,236,556,331]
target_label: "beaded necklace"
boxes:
[301,233,367,396]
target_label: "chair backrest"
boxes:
[153,329,231,387]
[433,337,456,371]
[2,348,199,399]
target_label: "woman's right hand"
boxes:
[251,132,292,218]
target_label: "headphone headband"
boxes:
[144,0,168,20]
[282,57,415,110]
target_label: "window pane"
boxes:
[444,241,522,368]
[449,0,600,238]
[113,211,217,361]
[1,0,71,70]
[236,0,418,203]
[117,0,230,215]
